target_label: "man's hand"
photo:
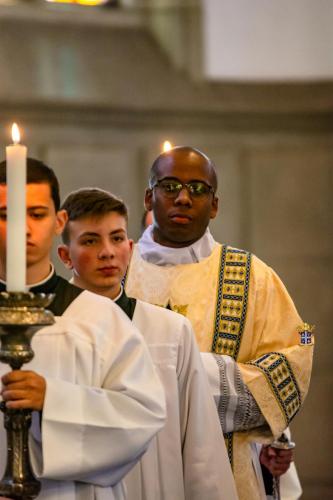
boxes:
[1,370,46,411]
[260,445,293,477]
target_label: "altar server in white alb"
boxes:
[58,187,238,500]
[125,146,314,500]
[0,158,166,500]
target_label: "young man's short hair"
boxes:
[61,188,128,245]
[0,157,61,211]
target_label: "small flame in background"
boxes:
[11,123,20,144]
[45,1,109,5]
[162,140,173,153]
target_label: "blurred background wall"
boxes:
[0,1,332,498]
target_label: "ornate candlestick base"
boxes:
[0,292,55,500]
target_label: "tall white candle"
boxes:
[6,123,27,292]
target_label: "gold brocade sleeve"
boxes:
[238,261,314,439]
[240,344,313,438]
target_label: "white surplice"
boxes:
[0,290,166,500]
[124,299,238,500]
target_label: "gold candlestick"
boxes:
[0,291,54,500]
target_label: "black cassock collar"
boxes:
[115,290,137,321]
[0,271,83,316]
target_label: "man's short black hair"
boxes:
[61,188,128,245]
[0,157,60,211]
[149,146,218,192]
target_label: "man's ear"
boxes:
[144,188,153,211]
[129,238,134,255]
[55,209,68,235]
[57,245,73,270]
[210,195,219,220]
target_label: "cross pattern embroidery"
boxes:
[300,330,313,345]
[298,323,314,346]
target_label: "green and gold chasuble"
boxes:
[126,244,314,500]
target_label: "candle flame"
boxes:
[11,123,21,144]
[162,140,173,153]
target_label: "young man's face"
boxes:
[0,183,66,283]
[58,212,133,299]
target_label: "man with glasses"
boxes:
[125,146,313,500]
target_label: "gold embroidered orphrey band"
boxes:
[212,245,251,360]
[211,245,302,465]
[212,245,251,466]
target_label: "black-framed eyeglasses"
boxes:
[151,178,215,199]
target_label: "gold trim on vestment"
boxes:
[169,303,188,317]
[246,352,302,424]
[212,245,251,360]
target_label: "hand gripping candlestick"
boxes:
[0,291,55,500]
[271,433,296,500]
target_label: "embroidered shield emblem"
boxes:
[297,323,315,345]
